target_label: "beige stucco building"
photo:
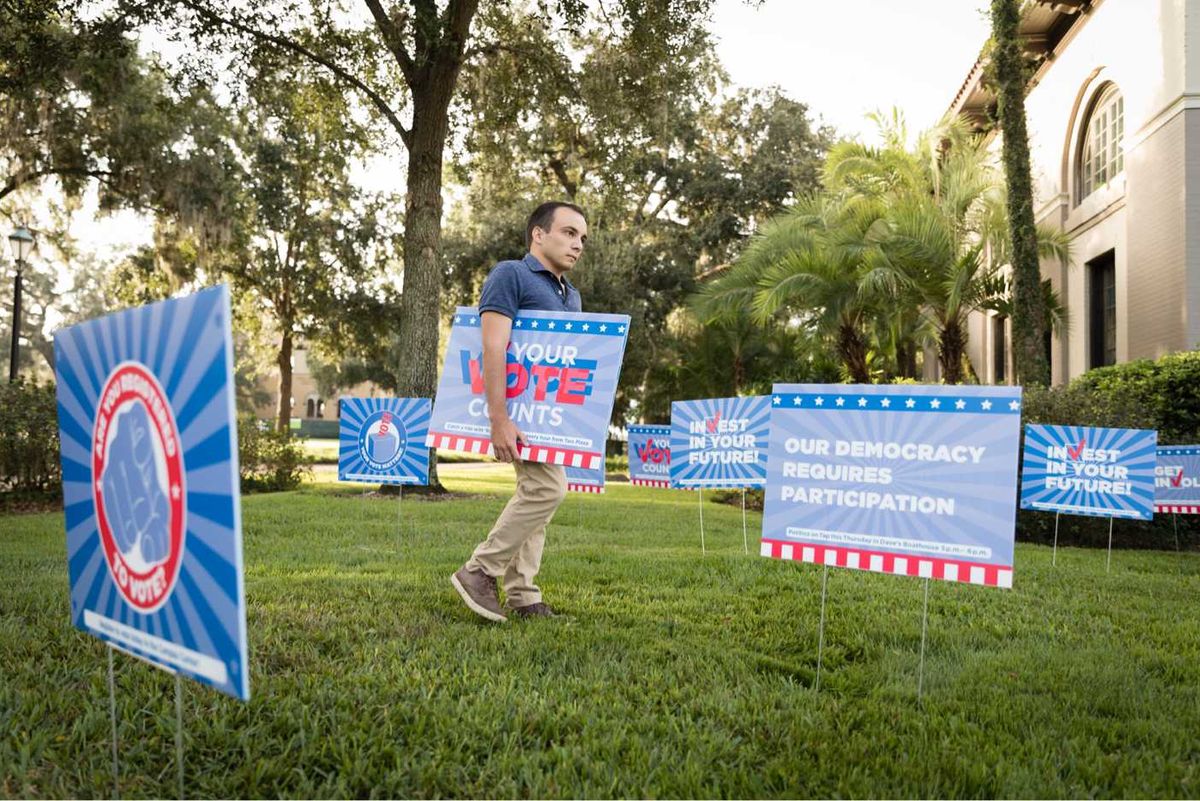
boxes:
[951,0,1200,385]
[254,348,385,429]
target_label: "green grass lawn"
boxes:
[3,464,1199,798]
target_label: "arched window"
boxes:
[1077,84,1124,203]
[305,397,316,418]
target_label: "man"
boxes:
[450,201,587,622]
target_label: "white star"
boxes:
[171,484,181,500]
[600,324,608,332]
[857,397,868,407]
[1009,400,1021,411]
[514,319,523,328]
[618,325,626,333]
[548,321,556,329]
[565,322,573,330]
[835,397,845,407]
[95,479,103,493]
[469,316,477,324]
[814,397,824,406]
[773,395,781,405]
[792,396,802,406]
[905,398,916,408]
[981,400,992,410]
[954,399,966,410]
[930,399,941,409]
[531,321,539,328]
[454,315,461,323]
[880,398,891,408]
[582,323,590,331]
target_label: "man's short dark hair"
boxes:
[526,201,586,248]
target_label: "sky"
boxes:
[710,0,992,143]
[47,0,995,271]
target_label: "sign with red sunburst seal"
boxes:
[92,362,186,613]
[56,284,249,701]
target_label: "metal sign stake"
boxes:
[175,674,184,800]
[698,488,706,555]
[1106,517,1114,573]
[741,489,748,555]
[1052,512,1060,567]
[107,646,119,799]
[815,564,828,693]
[918,577,930,702]
[397,485,404,550]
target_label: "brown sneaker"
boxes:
[511,602,557,619]
[450,567,507,623]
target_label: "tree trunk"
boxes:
[276,329,293,433]
[991,0,1050,386]
[938,320,966,384]
[393,79,461,492]
[838,322,872,384]
[897,340,918,380]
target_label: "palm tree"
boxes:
[696,192,898,383]
[991,0,1050,385]
[697,112,1069,385]
[826,114,1069,383]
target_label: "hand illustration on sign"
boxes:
[102,403,169,563]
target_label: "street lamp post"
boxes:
[8,225,35,382]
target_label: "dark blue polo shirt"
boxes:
[478,253,582,317]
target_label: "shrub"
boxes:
[1017,350,1200,550]
[1069,350,1200,443]
[237,417,311,493]
[0,385,310,504]
[0,379,61,495]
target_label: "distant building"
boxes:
[948,0,1200,384]
[254,348,385,429]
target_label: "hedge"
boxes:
[0,379,61,495]
[0,380,310,504]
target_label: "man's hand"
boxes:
[480,310,525,463]
[491,415,526,463]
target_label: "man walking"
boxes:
[450,201,588,622]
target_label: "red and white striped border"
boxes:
[567,484,605,494]
[425,432,602,470]
[760,539,1013,588]
[1156,504,1200,514]
[630,478,670,488]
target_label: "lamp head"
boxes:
[8,226,34,263]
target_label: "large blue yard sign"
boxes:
[427,307,630,471]
[338,397,430,485]
[1156,446,1200,514]
[1020,424,1157,520]
[669,396,770,489]
[54,285,249,700]
[628,424,671,487]
[762,384,1023,588]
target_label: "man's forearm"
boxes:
[482,345,509,419]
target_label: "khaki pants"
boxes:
[466,459,567,608]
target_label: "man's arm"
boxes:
[481,311,524,462]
